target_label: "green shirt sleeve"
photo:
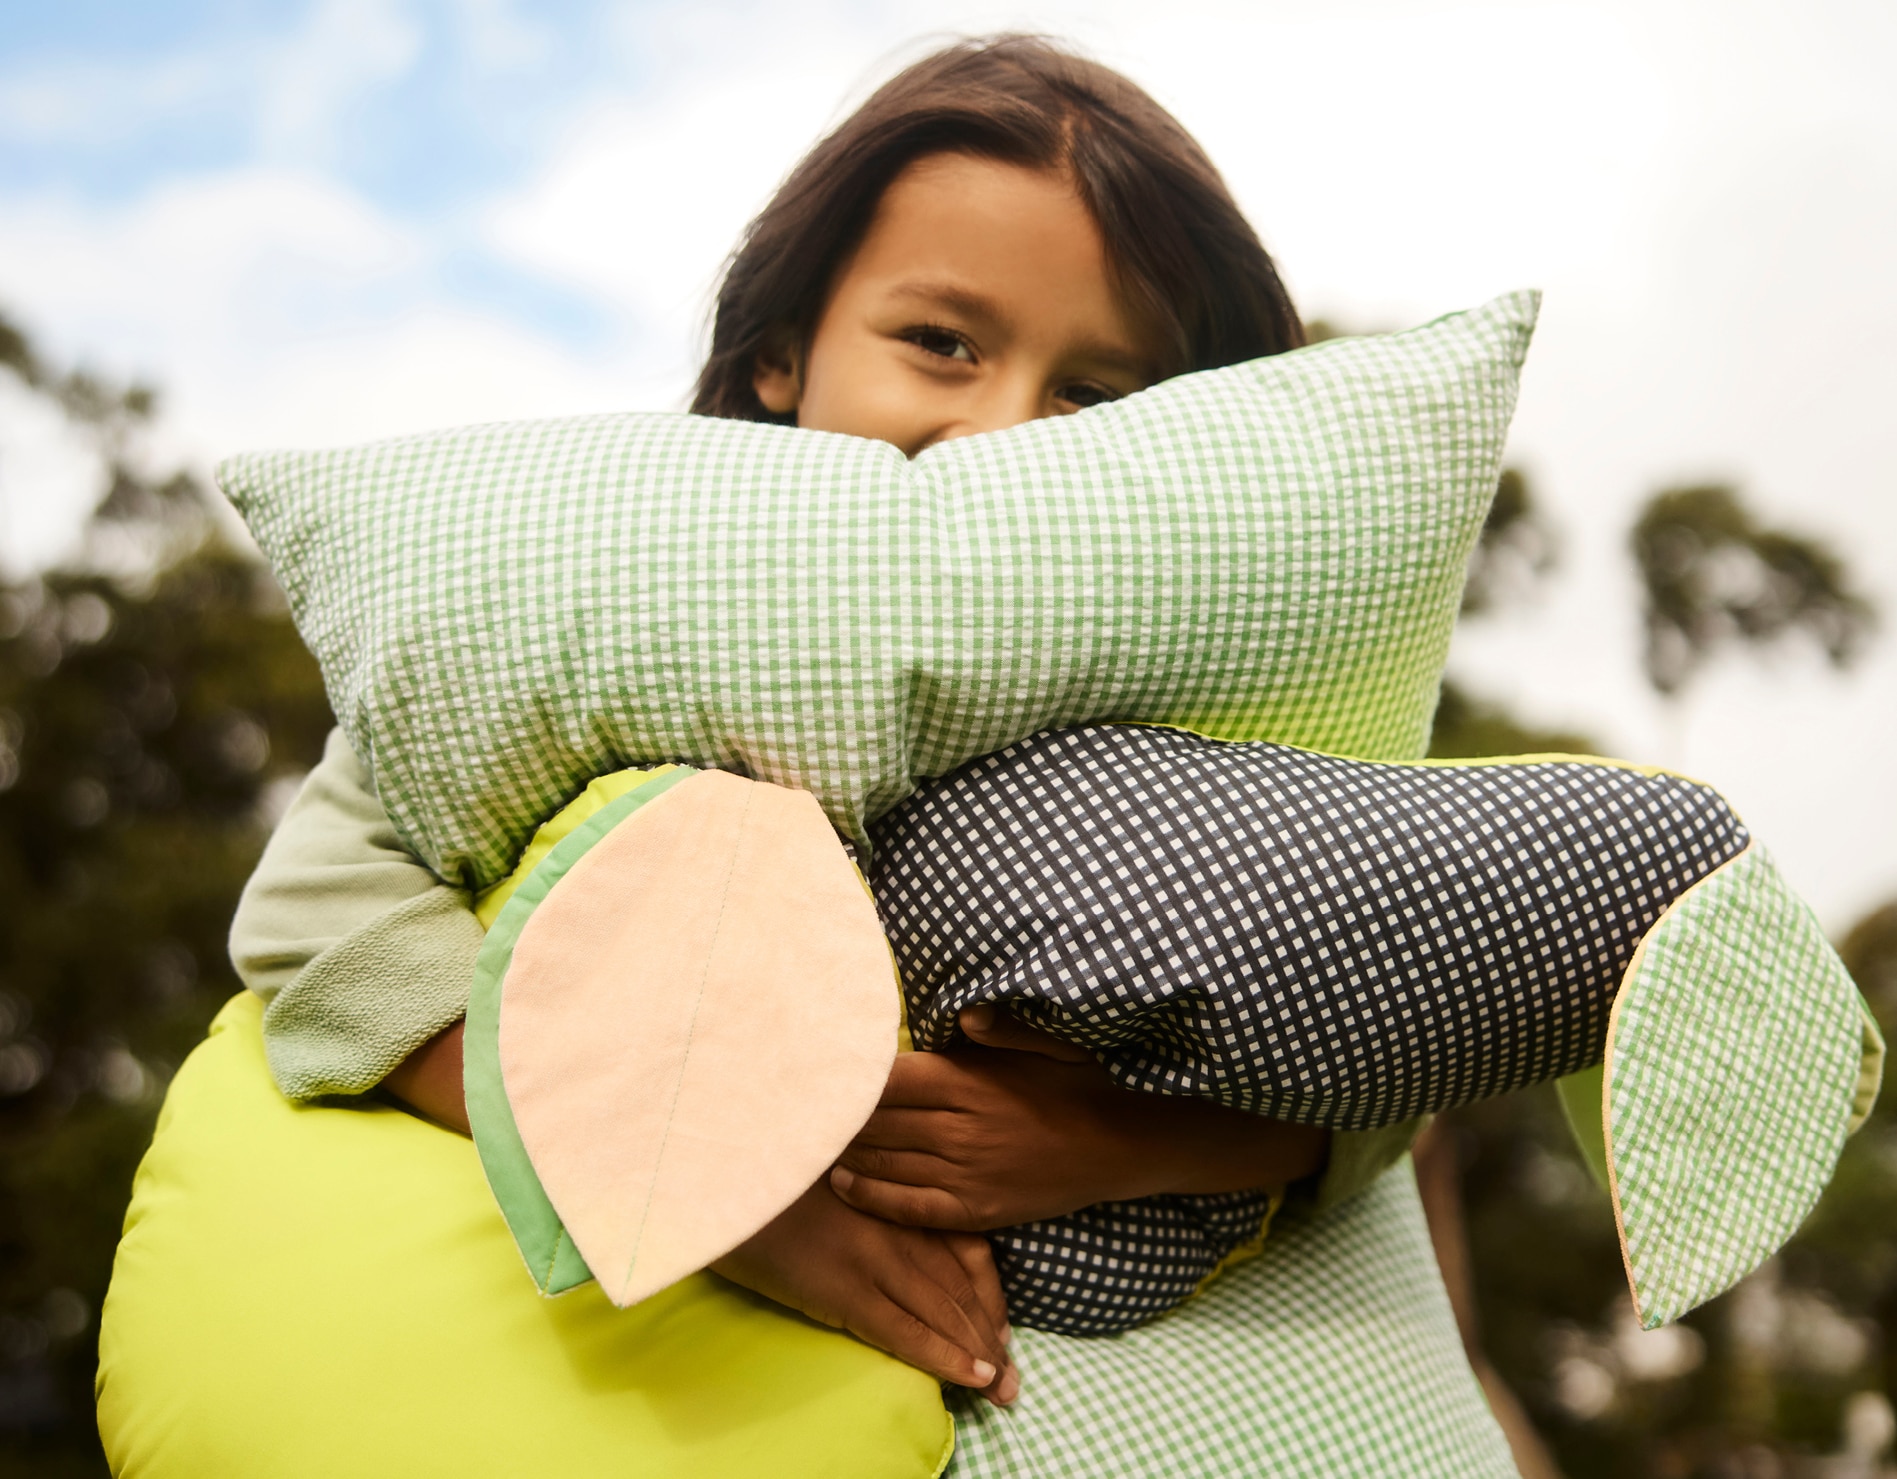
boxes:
[1270,1117,1430,1228]
[1298,1118,1429,1216]
[229,728,485,1100]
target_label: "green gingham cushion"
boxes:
[945,1160,1517,1478]
[218,292,1538,891]
[1607,845,1874,1327]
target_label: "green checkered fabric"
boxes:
[1608,846,1871,1329]
[219,293,1539,891]
[946,1161,1518,1478]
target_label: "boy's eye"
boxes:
[1058,382,1120,410]
[902,325,976,362]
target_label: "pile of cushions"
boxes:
[95,291,1878,1479]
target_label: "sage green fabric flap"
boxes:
[1605,846,1872,1328]
[220,292,1538,891]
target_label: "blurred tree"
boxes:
[0,312,331,1478]
[1428,680,1595,761]
[1631,484,1875,698]
[1840,904,1897,1018]
[1805,904,1897,1424]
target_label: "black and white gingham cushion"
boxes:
[866,725,1748,1334]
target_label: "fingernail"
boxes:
[830,1167,855,1193]
[998,1369,1020,1405]
[972,1359,997,1385]
[1001,1323,1013,1344]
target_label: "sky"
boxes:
[1,0,1894,927]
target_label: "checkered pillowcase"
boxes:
[218,293,1538,890]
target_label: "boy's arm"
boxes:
[230,727,485,1101]
[1301,1117,1428,1213]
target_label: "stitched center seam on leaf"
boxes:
[622,781,754,1288]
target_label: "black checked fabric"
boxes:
[866,724,1749,1335]
[985,1190,1281,1336]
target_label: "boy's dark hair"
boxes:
[692,34,1304,422]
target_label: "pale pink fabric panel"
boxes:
[499,772,900,1305]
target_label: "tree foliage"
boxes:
[1428,679,1595,761]
[1632,484,1876,698]
[0,318,331,1476]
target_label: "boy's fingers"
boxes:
[714,1182,1014,1402]
[944,1233,1021,1407]
[834,1137,964,1187]
[870,1268,1002,1385]
[944,1231,1011,1348]
[831,1166,981,1229]
[890,1241,1013,1383]
[957,1004,1094,1062]
[851,1298,997,1392]
[901,1233,1009,1352]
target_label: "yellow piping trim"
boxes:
[1188,1187,1286,1300]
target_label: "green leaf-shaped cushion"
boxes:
[1605,846,1877,1326]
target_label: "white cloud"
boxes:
[447,0,558,76]
[186,305,665,451]
[0,0,425,164]
[254,0,425,164]
[0,162,652,457]
[0,167,419,377]
[0,48,232,147]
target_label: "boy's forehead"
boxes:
[860,152,1090,259]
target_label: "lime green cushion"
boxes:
[218,293,1538,891]
[96,992,952,1479]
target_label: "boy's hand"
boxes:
[830,1005,1330,1231]
[712,1177,1018,1406]
[388,1023,1019,1405]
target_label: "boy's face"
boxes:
[753,152,1164,457]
